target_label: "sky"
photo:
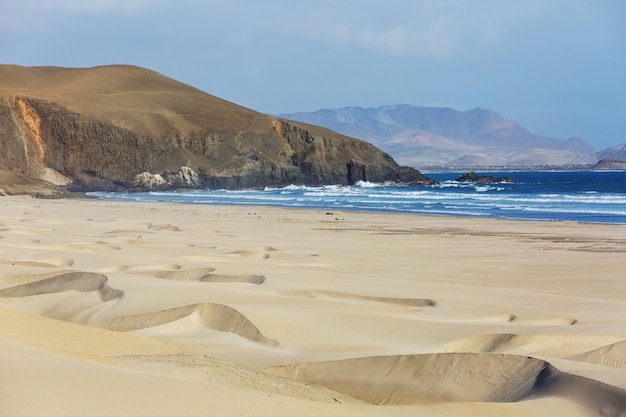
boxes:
[1,1,625,150]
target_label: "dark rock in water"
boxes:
[0,65,437,194]
[456,171,516,184]
[591,159,626,170]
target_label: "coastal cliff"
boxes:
[0,65,434,194]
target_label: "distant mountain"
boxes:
[593,143,626,162]
[584,143,626,170]
[590,159,626,170]
[0,65,434,195]
[280,105,597,169]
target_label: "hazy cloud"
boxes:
[1,0,624,148]
[6,0,162,14]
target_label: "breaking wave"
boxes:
[89,171,626,224]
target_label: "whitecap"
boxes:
[355,180,383,188]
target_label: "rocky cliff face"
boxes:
[0,65,434,194]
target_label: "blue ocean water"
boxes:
[88,171,626,224]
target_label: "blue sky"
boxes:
[1,0,624,150]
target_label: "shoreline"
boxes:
[20,191,626,227]
[82,170,626,225]
[1,196,626,416]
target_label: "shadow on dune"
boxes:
[569,340,626,369]
[443,332,619,356]
[266,353,626,414]
[0,272,275,347]
[140,267,215,281]
[137,268,266,284]
[199,274,266,284]
[0,271,124,302]
[98,303,278,346]
[534,365,626,417]
[293,290,437,307]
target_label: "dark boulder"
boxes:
[456,171,516,184]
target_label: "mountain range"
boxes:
[0,65,433,195]
[280,105,622,169]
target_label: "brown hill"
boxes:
[0,65,433,194]
[590,159,626,170]
[592,143,626,164]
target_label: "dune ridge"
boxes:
[98,303,279,346]
[443,333,624,357]
[570,340,626,369]
[139,268,266,284]
[0,260,72,268]
[294,290,437,307]
[537,366,626,417]
[140,267,216,281]
[266,353,626,414]
[0,269,274,347]
[199,274,266,284]
[0,271,123,302]
[267,353,548,404]
[3,198,626,417]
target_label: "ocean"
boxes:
[88,171,626,225]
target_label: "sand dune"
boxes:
[539,367,626,417]
[199,274,266,284]
[98,263,182,272]
[443,333,519,353]
[570,340,626,369]
[0,271,124,325]
[136,268,266,284]
[267,353,548,404]
[0,306,182,357]
[0,268,273,346]
[294,290,437,307]
[443,333,625,357]
[513,316,578,325]
[60,241,123,252]
[2,198,626,417]
[14,257,75,267]
[0,271,123,302]
[98,303,278,346]
[0,260,71,268]
[140,267,216,281]
[267,353,626,414]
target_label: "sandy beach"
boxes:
[1,196,626,416]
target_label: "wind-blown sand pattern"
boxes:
[1,196,626,417]
[294,290,437,307]
[267,353,550,404]
[0,271,122,301]
[98,303,278,346]
[570,340,626,369]
[139,267,216,281]
[139,267,266,284]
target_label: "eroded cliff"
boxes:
[0,65,435,193]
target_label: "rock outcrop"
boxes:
[590,159,626,170]
[133,172,169,190]
[456,172,516,184]
[0,65,435,194]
